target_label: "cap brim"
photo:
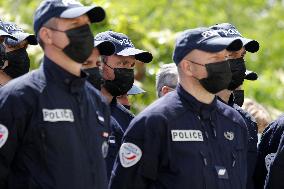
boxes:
[95,40,116,56]
[0,30,17,40]
[60,5,105,23]
[241,38,259,53]
[127,85,146,95]
[12,32,38,45]
[199,37,243,52]
[117,48,153,63]
[245,70,258,80]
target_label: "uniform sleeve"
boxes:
[105,117,124,179]
[0,93,28,188]
[253,122,276,189]
[264,132,284,189]
[245,117,257,189]
[109,113,167,189]
[240,120,249,189]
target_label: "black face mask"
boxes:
[50,24,94,63]
[3,48,30,78]
[84,67,103,90]
[233,89,244,107]
[0,44,6,68]
[103,67,134,97]
[227,58,246,90]
[199,60,232,94]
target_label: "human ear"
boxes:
[39,27,53,45]
[180,59,194,77]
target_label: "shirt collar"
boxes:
[177,84,217,119]
[42,56,87,93]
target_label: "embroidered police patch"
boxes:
[265,153,276,171]
[0,124,8,148]
[119,142,142,168]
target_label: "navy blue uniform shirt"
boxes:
[109,84,248,189]
[0,56,110,189]
[105,116,124,179]
[254,115,284,189]
[219,97,258,189]
[233,104,257,189]
[110,98,134,131]
[105,98,134,178]
[264,130,284,189]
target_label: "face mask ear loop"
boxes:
[101,56,115,70]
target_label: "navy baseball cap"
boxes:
[173,27,243,65]
[0,21,17,40]
[127,84,146,95]
[1,22,38,45]
[210,23,259,53]
[94,38,115,56]
[94,31,153,63]
[33,0,105,36]
[245,70,258,81]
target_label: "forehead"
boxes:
[187,49,229,62]
[110,55,135,61]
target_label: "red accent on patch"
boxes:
[126,155,136,160]
[0,133,3,139]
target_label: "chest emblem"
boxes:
[224,131,234,141]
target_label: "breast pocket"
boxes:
[170,130,213,188]
[39,121,76,153]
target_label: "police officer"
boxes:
[82,38,124,179]
[92,31,152,178]
[94,31,153,132]
[210,23,259,189]
[0,0,110,188]
[0,21,34,85]
[264,130,284,189]
[254,115,284,188]
[109,27,248,189]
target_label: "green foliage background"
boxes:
[1,0,284,118]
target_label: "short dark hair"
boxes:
[37,18,58,49]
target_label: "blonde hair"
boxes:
[242,98,272,133]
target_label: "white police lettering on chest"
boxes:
[42,109,74,122]
[171,130,204,141]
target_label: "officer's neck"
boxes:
[101,87,114,104]
[44,47,82,77]
[216,89,231,104]
[179,77,215,104]
[0,71,12,86]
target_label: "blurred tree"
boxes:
[0,0,283,116]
